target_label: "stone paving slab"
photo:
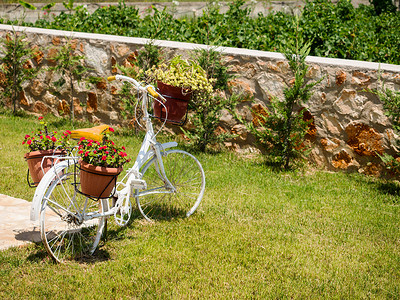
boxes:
[0,194,40,250]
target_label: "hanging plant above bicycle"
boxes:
[145,55,214,95]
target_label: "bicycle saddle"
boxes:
[70,124,111,142]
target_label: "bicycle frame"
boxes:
[30,75,178,222]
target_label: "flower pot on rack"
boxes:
[24,149,65,186]
[153,81,192,125]
[79,160,122,199]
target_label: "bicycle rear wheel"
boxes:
[136,149,205,221]
[39,161,108,263]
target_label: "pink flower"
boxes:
[78,150,84,154]
[67,130,72,134]
[122,146,126,150]
[25,134,30,139]
[102,156,107,161]
[93,150,97,154]
[109,127,115,133]
[105,151,109,154]
[46,135,50,139]
[38,116,43,120]
[51,136,57,142]
[40,135,43,139]
[27,140,32,145]
[85,151,89,157]
[80,137,85,141]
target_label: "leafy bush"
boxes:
[247,39,321,169]
[181,48,240,153]
[15,0,400,65]
[0,29,39,114]
[370,83,400,175]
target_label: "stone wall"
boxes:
[1,24,400,175]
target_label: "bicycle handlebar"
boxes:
[107,75,160,98]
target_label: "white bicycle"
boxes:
[30,75,205,263]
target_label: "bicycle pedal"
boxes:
[130,179,147,190]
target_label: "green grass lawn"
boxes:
[1,111,400,298]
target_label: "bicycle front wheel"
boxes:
[137,150,205,221]
[39,162,108,263]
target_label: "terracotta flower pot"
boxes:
[24,149,65,186]
[79,160,122,199]
[154,81,192,124]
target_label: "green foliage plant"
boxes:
[248,38,321,170]
[0,29,39,114]
[145,55,214,94]
[181,48,240,153]
[369,0,397,15]
[26,0,400,65]
[369,81,400,175]
[50,38,89,121]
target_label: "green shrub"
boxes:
[247,38,321,169]
[17,0,400,65]
[0,29,39,114]
[370,82,400,175]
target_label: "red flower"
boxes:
[102,156,107,161]
[80,137,85,141]
[122,146,126,150]
[40,135,43,139]
[109,127,115,133]
[38,116,43,120]
[24,134,30,139]
[85,151,89,157]
[93,150,97,154]
[51,136,57,142]
[27,139,32,145]
[67,130,72,135]
[78,150,84,154]
[46,135,50,139]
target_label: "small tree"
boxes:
[0,29,38,114]
[182,47,240,152]
[248,39,321,169]
[50,39,88,121]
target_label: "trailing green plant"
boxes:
[247,37,321,170]
[146,55,214,94]
[0,29,39,114]
[50,38,89,121]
